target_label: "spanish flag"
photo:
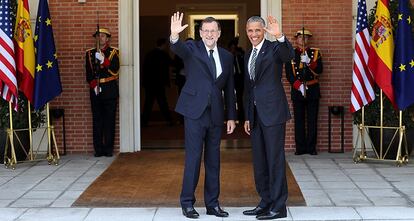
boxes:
[368,0,396,108]
[14,0,35,103]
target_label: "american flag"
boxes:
[0,0,18,110]
[350,0,375,113]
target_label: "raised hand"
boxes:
[263,15,283,38]
[170,11,188,39]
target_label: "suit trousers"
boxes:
[180,107,223,208]
[90,97,117,155]
[251,108,288,212]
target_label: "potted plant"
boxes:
[353,0,414,159]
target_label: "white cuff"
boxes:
[170,35,179,44]
[276,34,285,42]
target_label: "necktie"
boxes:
[249,48,258,80]
[209,49,216,79]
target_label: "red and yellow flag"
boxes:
[14,0,35,103]
[368,0,396,108]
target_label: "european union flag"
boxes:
[33,0,62,110]
[392,0,414,110]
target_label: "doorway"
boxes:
[138,3,255,149]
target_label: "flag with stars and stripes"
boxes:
[33,0,62,110]
[392,0,414,110]
[0,0,18,110]
[350,0,375,113]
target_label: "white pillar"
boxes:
[261,0,282,40]
[118,0,141,152]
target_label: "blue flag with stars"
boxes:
[392,0,414,110]
[33,0,62,110]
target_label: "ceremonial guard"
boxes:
[85,28,120,157]
[285,29,323,155]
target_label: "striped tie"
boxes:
[249,48,258,80]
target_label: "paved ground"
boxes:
[1,151,414,220]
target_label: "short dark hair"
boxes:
[246,16,265,27]
[199,17,221,31]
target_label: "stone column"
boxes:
[119,0,141,152]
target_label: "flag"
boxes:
[392,0,414,110]
[33,0,62,110]
[368,0,396,108]
[14,0,35,103]
[0,0,18,110]
[350,0,375,113]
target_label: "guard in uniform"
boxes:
[285,29,323,155]
[85,28,120,157]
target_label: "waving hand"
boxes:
[170,12,188,40]
[263,15,283,38]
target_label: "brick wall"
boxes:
[282,0,354,152]
[49,0,119,154]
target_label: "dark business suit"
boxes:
[243,39,294,212]
[142,47,173,126]
[170,40,236,208]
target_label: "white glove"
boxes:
[95,52,104,64]
[93,86,102,95]
[299,84,305,96]
[300,52,310,64]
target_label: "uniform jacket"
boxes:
[285,47,323,100]
[170,40,236,126]
[243,39,294,127]
[85,46,120,100]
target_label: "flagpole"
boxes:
[397,110,403,161]
[361,106,365,157]
[380,89,383,159]
[46,103,52,161]
[27,101,33,160]
[8,101,17,167]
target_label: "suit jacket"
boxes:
[243,39,294,126]
[142,47,171,89]
[171,40,236,126]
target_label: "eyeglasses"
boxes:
[201,29,219,34]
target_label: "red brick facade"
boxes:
[282,0,354,152]
[49,0,119,154]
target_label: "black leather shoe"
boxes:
[94,153,103,157]
[206,206,229,217]
[104,153,113,157]
[256,209,287,220]
[294,151,306,155]
[310,151,318,155]
[242,206,269,216]
[182,207,199,219]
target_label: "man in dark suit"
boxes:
[285,29,323,155]
[169,12,236,219]
[228,37,245,123]
[142,38,173,127]
[85,28,120,157]
[242,16,294,220]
